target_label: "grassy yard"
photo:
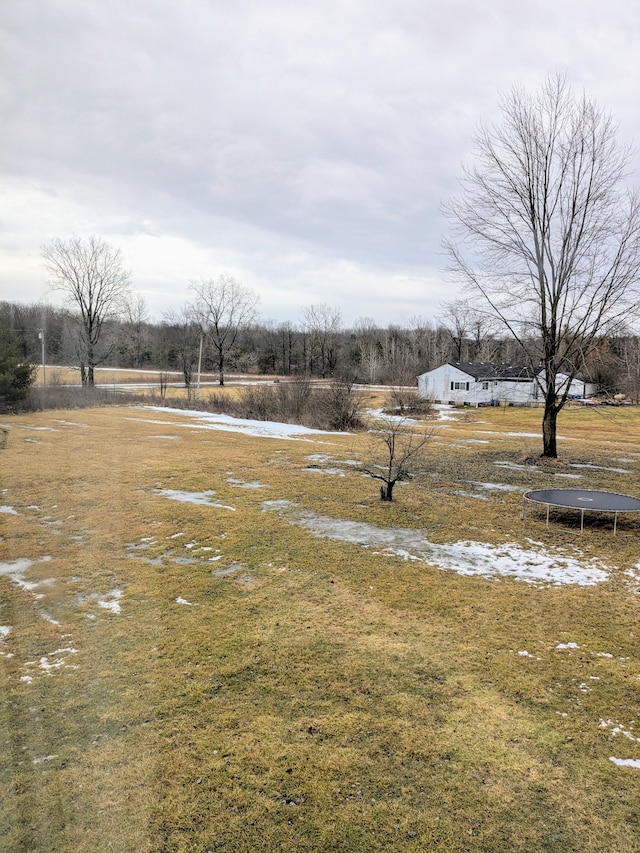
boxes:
[1,401,639,852]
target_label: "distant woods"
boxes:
[1,298,640,400]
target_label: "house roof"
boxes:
[450,362,536,382]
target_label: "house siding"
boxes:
[417,363,594,406]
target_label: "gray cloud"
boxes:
[2,0,639,324]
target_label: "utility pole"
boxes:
[38,330,46,386]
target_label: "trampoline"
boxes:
[521,488,640,535]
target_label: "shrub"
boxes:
[0,328,38,410]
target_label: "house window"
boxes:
[482,382,489,390]
[450,381,469,391]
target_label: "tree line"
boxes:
[2,294,640,399]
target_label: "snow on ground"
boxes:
[153,488,236,511]
[0,557,54,596]
[600,720,640,743]
[226,477,268,489]
[78,589,123,615]
[609,758,640,769]
[0,625,12,639]
[569,463,632,474]
[493,460,539,472]
[261,501,609,587]
[0,505,18,515]
[136,406,344,440]
[468,481,522,493]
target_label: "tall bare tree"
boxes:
[191,275,260,386]
[42,236,131,385]
[444,74,640,457]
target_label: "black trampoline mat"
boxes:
[524,488,640,513]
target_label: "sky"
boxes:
[1,0,639,327]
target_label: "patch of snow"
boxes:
[137,406,344,440]
[13,424,58,431]
[52,419,88,428]
[600,720,639,742]
[226,477,268,489]
[468,481,522,493]
[33,754,58,764]
[150,434,182,440]
[79,589,124,615]
[366,408,417,425]
[175,597,194,606]
[554,473,583,479]
[570,463,631,474]
[494,461,541,472]
[0,557,54,596]
[433,405,460,421]
[609,757,640,769]
[262,502,609,587]
[556,642,579,650]
[597,652,614,658]
[39,647,78,675]
[303,467,346,476]
[452,490,490,501]
[153,488,236,511]
[518,650,535,657]
[98,589,123,614]
[0,625,12,638]
[0,505,18,515]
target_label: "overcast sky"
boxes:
[2,0,639,326]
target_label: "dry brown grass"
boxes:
[1,401,639,851]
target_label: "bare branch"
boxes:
[443,74,640,457]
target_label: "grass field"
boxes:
[1,399,639,852]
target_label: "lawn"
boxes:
[1,401,639,852]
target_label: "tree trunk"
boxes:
[542,403,558,458]
[380,483,394,501]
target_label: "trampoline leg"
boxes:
[614,512,618,536]
[546,504,550,528]
[580,509,584,534]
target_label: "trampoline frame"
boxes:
[521,488,640,536]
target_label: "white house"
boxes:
[417,362,596,407]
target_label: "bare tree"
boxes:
[162,307,200,388]
[360,417,434,501]
[191,275,260,386]
[444,74,640,457]
[121,293,149,368]
[353,316,381,383]
[302,303,342,377]
[42,236,131,385]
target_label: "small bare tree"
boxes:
[191,275,260,386]
[42,236,131,386]
[444,74,640,458]
[360,417,434,501]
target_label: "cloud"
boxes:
[1,0,639,324]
